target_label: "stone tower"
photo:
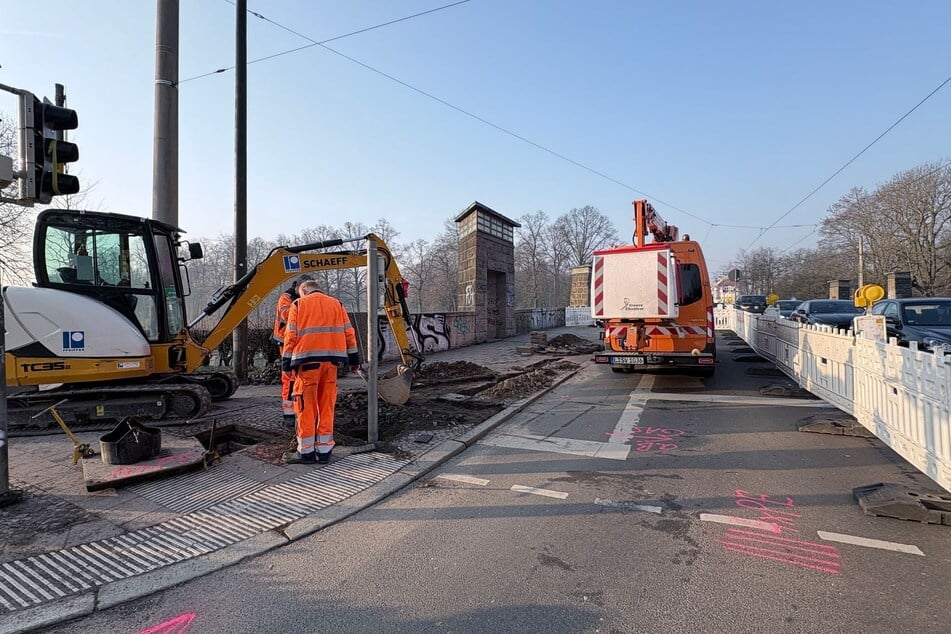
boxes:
[455,201,521,342]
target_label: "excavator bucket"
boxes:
[359,365,414,405]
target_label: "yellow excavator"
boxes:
[3,209,423,425]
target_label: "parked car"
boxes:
[735,294,768,313]
[763,299,802,319]
[868,298,951,353]
[789,300,863,328]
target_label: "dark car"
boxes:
[764,299,802,319]
[789,300,863,328]
[869,298,951,353]
[735,294,768,313]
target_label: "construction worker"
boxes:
[281,280,361,464]
[272,274,314,427]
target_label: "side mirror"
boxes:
[885,317,900,329]
[188,242,204,260]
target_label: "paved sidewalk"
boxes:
[0,326,599,633]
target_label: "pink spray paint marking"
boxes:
[606,426,686,451]
[138,612,196,634]
[717,491,842,574]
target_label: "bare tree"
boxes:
[515,210,550,308]
[400,239,432,313]
[0,114,35,283]
[556,205,620,267]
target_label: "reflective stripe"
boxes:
[290,350,348,363]
[298,325,349,336]
[316,434,334,444]
[347,346,359,354]
[298,436,315,453]
[287,324,298,332]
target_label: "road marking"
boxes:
[645,392,830,408]
[435,474,490,486]
[511,485,569,499]
[608,374,654,444]
[700,513,781,533]
[594,498,663,514]
[480,433,630,460]
[817,531,925,556]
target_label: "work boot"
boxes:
[282,414,296,429]
[317,451,332,465]
[283,450,316,464]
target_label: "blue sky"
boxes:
[1,1,948,273]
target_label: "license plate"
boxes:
[613,356,645,365]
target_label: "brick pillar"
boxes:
[569,265,592,307]
[828,279,851,300]
[886,272,913,298]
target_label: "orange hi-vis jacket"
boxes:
[282,291,360,371]
[271,290,296,345]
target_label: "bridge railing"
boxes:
[716,307,951,492]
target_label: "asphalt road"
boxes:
[48,335,951,633]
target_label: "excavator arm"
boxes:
[182,233,423,372]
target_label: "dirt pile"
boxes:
[477,368,558,399]
[521,333,601,355]
[249,361,282,385]
[415,361,497,382]
[333,391,503,444]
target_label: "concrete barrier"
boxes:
[716,307,951,492]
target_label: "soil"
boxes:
[416,361,497,381]
[546,333,589,347]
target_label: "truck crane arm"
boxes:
[633,199,679,247]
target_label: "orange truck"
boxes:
[592,200,716,376]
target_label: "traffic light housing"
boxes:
[18,91,79,204]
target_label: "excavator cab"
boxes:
[33,209,199,345]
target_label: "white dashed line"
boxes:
[699,513,781,533]
[594,498,663,514]
[510,485,569,500]
[435,474,490,486]
[609,375,654,443]
[817,531,925,556]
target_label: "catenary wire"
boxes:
[746,74,951,250]
[180,0,474,84]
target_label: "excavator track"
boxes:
[6,383,213,431]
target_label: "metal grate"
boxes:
[128,467,265,513]
[0,452,407,614]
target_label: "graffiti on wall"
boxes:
[369,312,477,360]
[464,284,474,306]
[414,314,452,352]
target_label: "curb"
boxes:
[2,365,585,633]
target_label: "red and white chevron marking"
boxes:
[657,252,668,315]
[605,324,707,339]
[593,256,604,317]
[706,305,714,338]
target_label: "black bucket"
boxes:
[99,419,163,465]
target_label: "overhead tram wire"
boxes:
[192,1,831,236]
[180,0,475,84]
[772,159,951,255]
[746,73,951,251]
[186,1,714,226]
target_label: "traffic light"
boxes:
[18,91,79,204]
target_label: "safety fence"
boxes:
[716,307,951,492]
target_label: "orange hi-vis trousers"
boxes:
[292,362,338,455]
[279,348,295,417]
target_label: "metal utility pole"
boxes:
[152,0,179,226]
[858,237,865,288]
[367,239,379,443]
[232,0,249,382]
[1,269,22,507]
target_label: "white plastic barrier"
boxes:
[715,307,951,492]
[565,306,595,327]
